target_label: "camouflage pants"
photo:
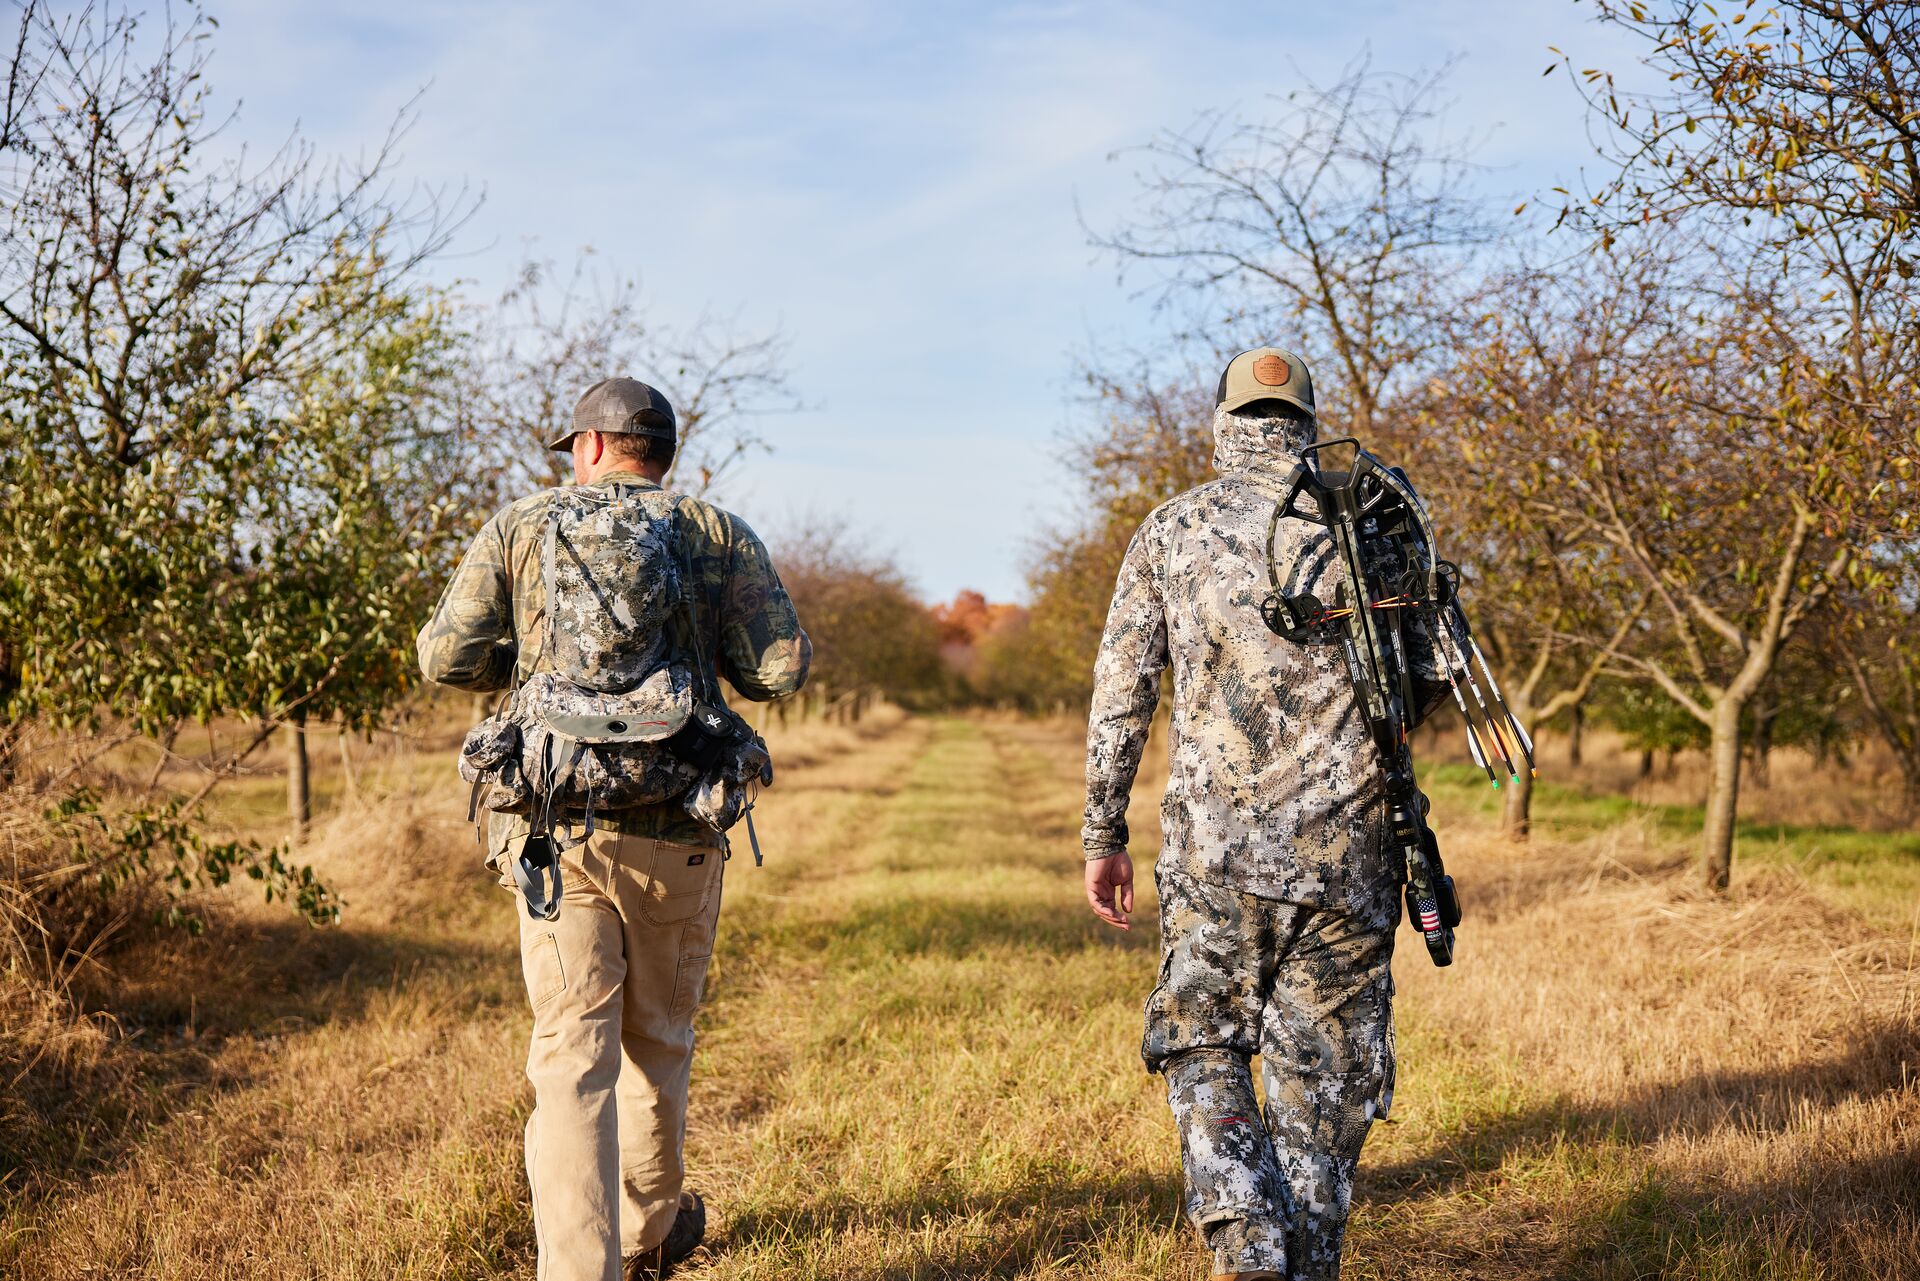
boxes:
[1143,865,1396,1281]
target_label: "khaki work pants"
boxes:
[506,828,726,1281]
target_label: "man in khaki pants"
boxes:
[419,377,811,1279]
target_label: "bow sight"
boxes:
[1262,438,1535,966]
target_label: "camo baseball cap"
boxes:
[548,377,678,451]
[1215,347,1315,418]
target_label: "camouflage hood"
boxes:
[1210,405,1316,479]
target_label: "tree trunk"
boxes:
[288,714,311,843]
[1567,702,1584,768]
[1750,699,1776,790]
[1639,748,1654,779]
[0,721,18,790]
[1700,699,1745,892]
[1501,766,1534,839]
[1500,703,1538,840]
[0,640,18,788]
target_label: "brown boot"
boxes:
[622,1192,708,1279]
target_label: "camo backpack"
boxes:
[458,482,771,919]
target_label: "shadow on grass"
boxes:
[721,1167,1186,1281]
[1560,1150,1919,1281]
[1366,1015,1916,1206]
[1351,1014,1919,1276]
[1354,1146,1918,1281]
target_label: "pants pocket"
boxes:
[522,930,566,1010]
[640,839,721,926]
[1374,974,1397,1122]
[669,953,712,1023]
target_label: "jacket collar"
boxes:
[587,469,662,491]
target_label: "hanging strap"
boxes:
[466,775,488,839]
[512,831,562,921]
[743,800,763,866]
[536,513,564,676]
[512,734,567,920]
[546,739,595,851]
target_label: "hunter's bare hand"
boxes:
[1085,851,1135,930]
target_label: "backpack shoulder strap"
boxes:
[537,509,561,671]
[531,486,626,682]
[669,497,722,704]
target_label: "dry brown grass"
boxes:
[0,708,1913,1279]
[1367,798,1919,1279]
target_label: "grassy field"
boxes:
[2,710,1916,1279]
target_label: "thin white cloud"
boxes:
[204,0,1629,599]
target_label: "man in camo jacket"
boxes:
[1081,348,1444,1281]
[419,377,809,1281]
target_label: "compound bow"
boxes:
[1261,438,1533,966]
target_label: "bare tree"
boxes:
[1471,247,1854,887]
[470,252,800,495]
[1834,573,1920,809]
[1418,254,1671,837]
[1090,54,1495,439]
[1554,0,1919,886]
[1568,1,1920,264]
[1067,362,1219,527]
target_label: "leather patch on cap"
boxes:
[1252,354,1290,386]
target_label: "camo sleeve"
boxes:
[416,512,518,692]
[717,517,812,702]
[1083,513,1171,861]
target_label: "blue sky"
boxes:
[206,0,1639,601]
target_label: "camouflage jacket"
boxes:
[418,470,810,852]
[1082,409,1443,910]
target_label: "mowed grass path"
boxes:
[4,711,1915,1279]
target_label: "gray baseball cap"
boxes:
[548,377,678,451]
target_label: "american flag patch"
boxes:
[1417,900,1441,934]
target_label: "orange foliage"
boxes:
[928,591,1029,684]
[929,590,1025,647]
